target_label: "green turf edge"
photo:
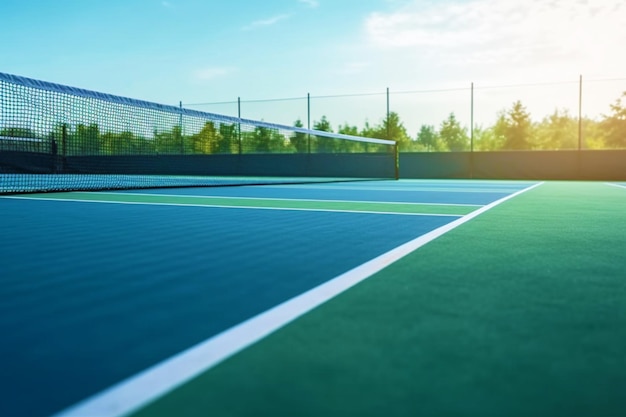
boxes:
[136,182,626,417]
[22,192,476,215]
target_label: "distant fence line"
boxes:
[183,75,626,151]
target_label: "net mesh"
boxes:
[0,72,397,194]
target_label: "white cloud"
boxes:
[242,14,291,31]
[298,0,320,8]
[364,0,626,79]
[193,67,236,81]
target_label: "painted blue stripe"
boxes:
[0,198,454,417]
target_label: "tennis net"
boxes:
[0,72,398,194]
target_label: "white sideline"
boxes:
[52,182,544,417]
[606,182,626,190]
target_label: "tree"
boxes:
[155,126,183,155]
[346,113,411,152]
[101,131,136,155]
[0,126,50,153]
[337,124,359,136]
[218,123,237,154]
[601,91,626,148]
[313,115,333,152]
[74,123,101,155]
[337,123,365,152]
[192,121,220,154]
[268,129,289,152]
[381,112,411,151]
[497,101,534,150]
[290,119,308,153]
[313,115,332,132]
[416,124,439,151]
[0,127,37,138]
[360,121,377,139]
[172,125,185,154]
[249,125,271,152]
[535,109,578,150]
[472,124,504,151]
[244,125,287,153]
[439,113,469,151]
[581,117,606,149]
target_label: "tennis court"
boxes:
[2,72,626,417]
[2,179,626,417]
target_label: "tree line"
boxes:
[0,120,389,156]
[329,91,626,151]
[1,91,625,155]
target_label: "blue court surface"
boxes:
[0,180,536,417]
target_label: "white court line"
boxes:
[4,196,463,217]
[387,179,537,185]
[260,184,529,193]
[52,181,544,417]
[81,191,483,208]
[606,183,626,190]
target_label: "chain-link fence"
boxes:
[184,76,626,151]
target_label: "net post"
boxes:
[394,141,400,180]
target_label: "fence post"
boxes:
[469,82,475,179]
[577,75,583,178]
[237,97,242,154]
[179,101,184,154]
[307,92,311,154]
[61,123,67,173]
[578,75,583,150]
[470,82,474,152]
[386,87,390,141]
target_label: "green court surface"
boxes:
[133,182,626,417]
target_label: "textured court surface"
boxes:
[1,180,625,417]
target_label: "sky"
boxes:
[2,0,626,135]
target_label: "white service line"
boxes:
[83,191,483,208]
[52,181,544,417]
[3,196,462,217]
[261,184,527,193]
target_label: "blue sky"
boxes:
[2,0,626,134]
